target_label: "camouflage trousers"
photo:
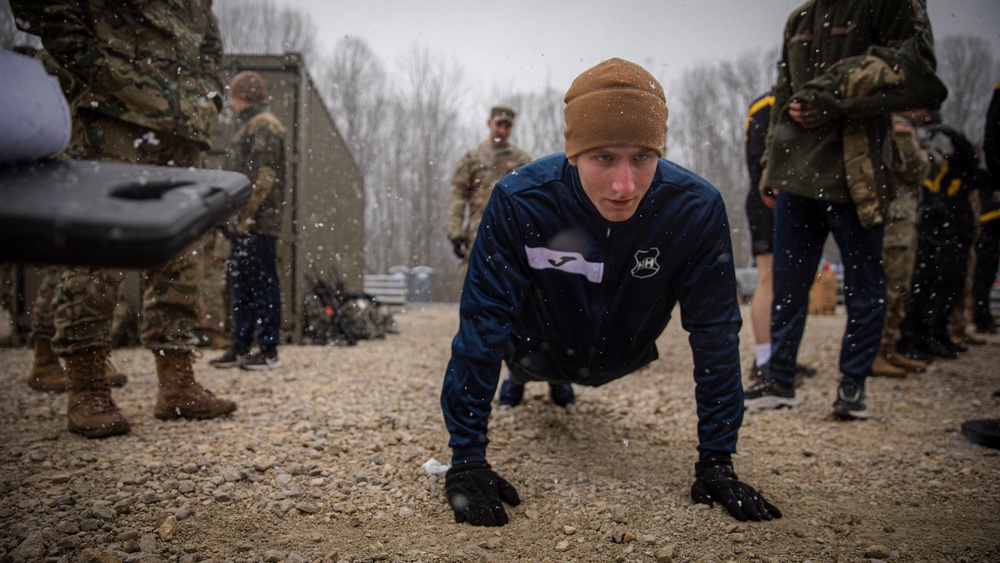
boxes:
[199,228,231,337]
[880,191,919,345]
[31,266,62,340]
[51,112,205,355]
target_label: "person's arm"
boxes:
[447,152,475,256]
[759,36,793,207]
[673,195,743,462]
[892,115,930,184]
[235,117,284,234]
[745,94,772,199]
[673,193,781,521]
[440,186,531,525]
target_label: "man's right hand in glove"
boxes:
[451,236,469,259]
[445,461,520,526]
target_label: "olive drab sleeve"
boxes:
[233,110,287,237]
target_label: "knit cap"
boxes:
[563,58,668,158]
[230,71,268,104]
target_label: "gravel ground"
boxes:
[1,303,999,563]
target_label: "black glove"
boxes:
[445,461,520,526]
[451,236,469,259]
[691,459,782,522]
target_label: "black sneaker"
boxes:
[744,375,798,412]
[549,383,575,407]
[209,348,249,369]
[896,341,933,362]
[498,373,524,406]
[795,363,817,378]
[241,350,282,370]
[918,337,959,359]
[750,362,813,387]
[833,378,871,420]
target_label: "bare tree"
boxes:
[670,49,778,266]
[214,0,317,61]
[396,47,468,294]
[316,38,398,273]
[937,35,999,146]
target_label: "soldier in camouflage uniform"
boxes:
[447,105,533,279]
[209,71,287,371]
[27,266,129,392]
[872,113,932,377]
[12,0,237,439]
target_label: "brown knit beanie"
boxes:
[563,58,668,158]
[230,71,268,104]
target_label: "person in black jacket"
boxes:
[743,90,816,384]
[899,111,980,359]
[439,58,781,527]
[973,81,1000,334]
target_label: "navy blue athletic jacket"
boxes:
[441,154,744,465]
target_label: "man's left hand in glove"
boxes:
[691,459,782,521]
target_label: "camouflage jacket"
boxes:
[447,141,532,242]
[227,102,287,238]
[11,0,224,149]
[762,0,947,212]
[891,113,930,199]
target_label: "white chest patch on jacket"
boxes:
[525,246,604,283]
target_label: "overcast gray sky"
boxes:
[285,0,1000,105]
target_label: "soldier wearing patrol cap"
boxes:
[447,105,533,278]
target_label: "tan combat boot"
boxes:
[28,337,68,392]
[884,345,927,373]
[65,349,131,438]
[154,349,237,420]
[872,345,906,378]
[105,357,128,387]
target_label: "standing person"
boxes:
[872,112,931,376]
[743,90,816,384]
[447,105,533,280]
[973,80,1000,334]
[11,0,237,438]
[440,58,781,526]
[899,111,980,359]
[210,71,287,371]
[745,0,947,418]
[446,105,571,406]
